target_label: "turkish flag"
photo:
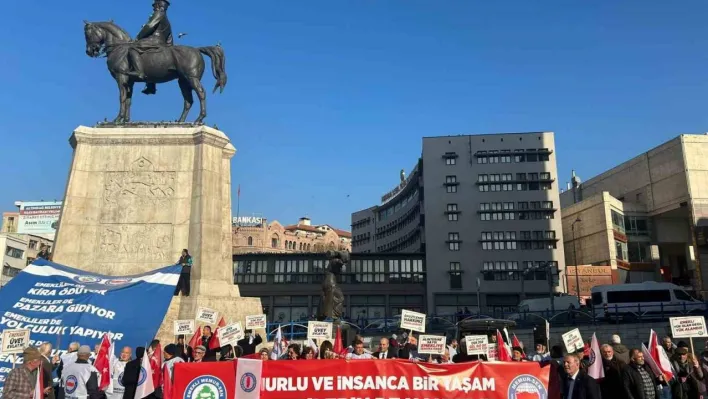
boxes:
[209,317,227,350]
[150,343,163,388]
[162,363,173,399]
[496,330,511,361]
[94,334,112,390]
[333,326,345,355]
[188,326,203,353]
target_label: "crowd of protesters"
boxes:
[5,327,708,399]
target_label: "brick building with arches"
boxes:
[233,216,351,254]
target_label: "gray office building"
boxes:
[352,132,566,317]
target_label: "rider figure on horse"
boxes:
[129,0,173,95]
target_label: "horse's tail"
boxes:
[199,45,227,94]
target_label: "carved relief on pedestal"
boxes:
[100,157,176,224]
[97,225,173,262]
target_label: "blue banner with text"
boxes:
[0,258,180,397]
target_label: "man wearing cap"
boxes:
[611,334,630,364]
[4,347,45,399]
[57,342,80,399]
[107,347,131,399]
[61,345,102,399]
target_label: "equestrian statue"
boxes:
[83,0,226,124]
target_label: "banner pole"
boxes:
[690,337,695,356]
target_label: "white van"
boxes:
[591,282,705,320]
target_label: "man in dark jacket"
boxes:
[201,327,217,361]
[561,354,601,399]
[236,330,263,356]
[600,344,625,399]
[611,334,631,364]
[623,348,664,399]
[372,338,398,359]
[123,347,145,399]
[398,336,426,362]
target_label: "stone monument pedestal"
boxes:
[53,124,262,343]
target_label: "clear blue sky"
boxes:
[2,1,708,230]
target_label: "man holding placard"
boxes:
[236,330,263,356]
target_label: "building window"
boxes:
[234,260,268,284]
[514,149,525,163]
[389,259,425,284]
[5,246,23,259]
[615,240,629,261]
[502,184,513,191]
[478,185,488,192]
[500,151,512,163]
[448,233,460,251]
[28,240,37,250]
[247,236,253,246]
[447,185,457,193]
[501,173,512,181]
[449,262,462,290]
[350,259,385,283]
[611,210,625,232]
[517,183,527,191]
[625,216,649,235]
[542,201,553,209]
[540,172,551,180]
[478,174,489,182]
[488,150,499,164]
[446,204,459,221]
[271,234,279,248]
[480,213,490,221]
[446,157,456,165]
[446,176,457,184]
[628,241,651,262]
[477,151,488,164]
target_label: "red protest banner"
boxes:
[173,359,553,399]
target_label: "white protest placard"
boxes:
[400,309,426,332]
[670,316,707,338]
[195,307,219,324]
[418,335,446,355]
[173,320,195,336]
[562,328,584,353]
[219,322,245,346]
[465,335,489,356]
[487,343,498,361]
[1,329,30,354]
[307,321,333,340]
[245,314,267,330]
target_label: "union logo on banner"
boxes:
[184,376,227,399]
[105,278,134,286]
[118,372,125,387]
[240,372,257,393]
[138,367,148,386]
[65,376,78,394]
[508,374,548,399]
[74,276,102,284]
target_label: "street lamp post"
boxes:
[571,218,582,303]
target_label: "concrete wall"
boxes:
[561,193,616,268]
[560,136,689,216]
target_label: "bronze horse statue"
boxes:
[83,21,226,124]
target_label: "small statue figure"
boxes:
[317,250,348,323]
